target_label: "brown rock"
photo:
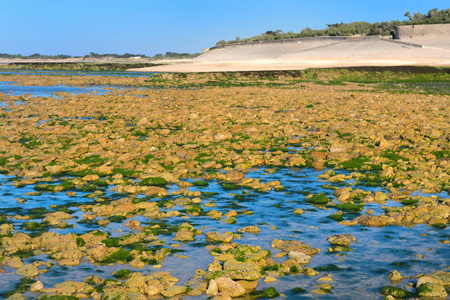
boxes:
[214,277,246,297]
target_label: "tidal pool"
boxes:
[0,81,108,98]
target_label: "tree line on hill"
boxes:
[215,8,450,47]
[0,51,200,60]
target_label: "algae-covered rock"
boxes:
[355,215,387,227]
[288,251,311,265]
[102,286,127,300]
[138,177,167,186]
[16,264,39,277]
[212,291,232,300]
[238,226,260,234]
[206,279,219,296]
[161,285,188,297]
[388,270,403,283]
[305,193,329,204]
[380,286,409,298]
[173,230,195,242]
[304,267,319,276]
[205,231,234,243]
[215,277,246,297]
[416,282,448,298]
[204,268,261,281]
[251,287,280,298]
[272,239,319,256]
[5,294,26,300]
[311,283,332,294]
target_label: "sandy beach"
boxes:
[130,36,450,73]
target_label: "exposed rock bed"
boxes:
[0,72,448,299]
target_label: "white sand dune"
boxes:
[131,36,450,73]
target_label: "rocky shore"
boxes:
[0,71,448,299]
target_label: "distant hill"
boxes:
[0,51,200,61]
[215,8,450,47]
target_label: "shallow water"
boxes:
[0,69,156,77]
[0,81,108,98]
[0,166,448,299]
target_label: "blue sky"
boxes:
[1,0,448,56]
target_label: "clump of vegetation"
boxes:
[327,214,344,222]
[107,215,127,223]
[431,223,447,229]
[40,296,79,300]
[112,269,132,279]
[23,222,41,231]
[314,264,352,272]
[401,199,418,206]
[335,202,364,212]
[340,156,371,170]
[215,8,450,46]
[103,248,133,263]
[291,287,307,294]
[305,193,329,204]
[380,286,410,298]
[138,177,167,186]
[251,287,280,299]
[192,180,209,187]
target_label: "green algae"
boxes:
[305,193,329,204]
[40,296,79,300]
[291,287,307,294]
[192,180,209,187]
[23,221,41,231]
[138,177,167,186]
[380,286,410,298]
[327,214,344,222]
[107,215,127,223]
[102,248,133,264]
[335,202,364,212]
[1,277,35,298]
[431,223,447,229]
[314,264,353,272]
[112,269,132,279]
[251,287,280,299]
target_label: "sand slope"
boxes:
[131,36,450,73]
